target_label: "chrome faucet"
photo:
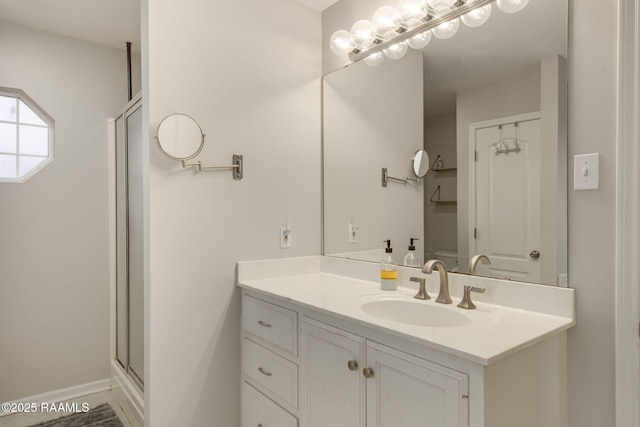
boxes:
[422,260,452,304]
[468,254,491,275]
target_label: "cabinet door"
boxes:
[365,342,468,427]
[300,318,365,427]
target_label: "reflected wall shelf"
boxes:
[430,185,457,204]
[430,154,457,172]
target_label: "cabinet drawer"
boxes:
[242,382,298,427]
[243,338,298,409]
[243,295,297,356]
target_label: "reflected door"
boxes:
[471,115,542,282]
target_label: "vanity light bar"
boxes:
[349,0,497,62]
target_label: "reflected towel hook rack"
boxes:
[492,139,521,155]
[492,123,525,155]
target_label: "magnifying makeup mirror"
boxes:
[381,149,430,187]
[154,113,244,179]
[156,113,204,160]
[412,149,430,178]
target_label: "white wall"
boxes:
[323,51,424,259]
[0,23,138,402]
[567,0,617,425]
[145,0,321,425]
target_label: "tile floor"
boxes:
[0,391,137,427]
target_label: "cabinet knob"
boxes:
[363,367,374,379]
[530,250,541,259]
[347,360,358,371]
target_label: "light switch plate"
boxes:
[573,153,599,190]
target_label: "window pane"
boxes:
[0,96,17,122]
[19,100,46,126]
[19,155,46,177]
[0,154,17,178]
[0,123,17,153]
[19,125,48,156]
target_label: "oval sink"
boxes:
[360,298,472,328]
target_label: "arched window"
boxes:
[0,87,54,182]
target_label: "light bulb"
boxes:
[350,20,377,50]
[364,51,385,66]
[384,40,408,60]
[329,30,354,57]
[408,29,432,49]
[461,4,492,27]
[405,18,431,49]
[496,0,529,14]
[432,17,459,39]
[372,6,404,35]
[427,0,456,13]
[398,0,428,20]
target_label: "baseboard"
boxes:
[111,361,144,426]
[0,379,111,418]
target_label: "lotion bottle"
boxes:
[380,240,398,290]
[403,238,420,267]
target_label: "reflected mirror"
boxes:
[156,113,204,160]
[322,0,567,286]
[413,149,430,178]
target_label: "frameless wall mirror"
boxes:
[322,0,567,286]
[155,113,243,179]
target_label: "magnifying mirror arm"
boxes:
[381,167,421,187]
[181,154,244,180]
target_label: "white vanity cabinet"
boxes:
[241,294,299,426]
[238,257,573,427]
[299,318,365,427]
[365,341,468,427]
[299,317,468,427]
[242,292,469,427]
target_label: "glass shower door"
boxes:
[115,97,144,389]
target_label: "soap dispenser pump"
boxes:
[380,240,398,290]
[403,238,420,267]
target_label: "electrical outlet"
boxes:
[280,226,291,248]
[348,223,359,243]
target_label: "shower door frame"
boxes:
[109,93,145,394]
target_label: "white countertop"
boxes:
[237,256,575,366]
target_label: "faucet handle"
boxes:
[457,285,485,310]
[410,277,430,300]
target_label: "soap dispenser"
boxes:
[380,240,398,290]
[403,238,420,267]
